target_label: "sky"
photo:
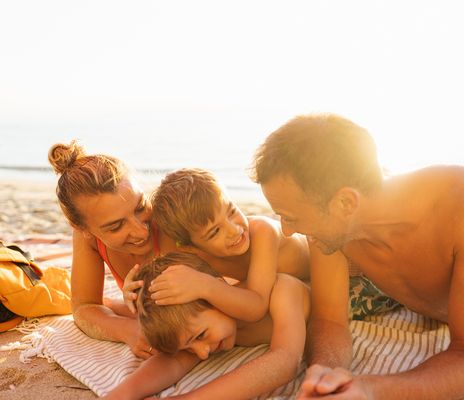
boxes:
[1,0,464,173]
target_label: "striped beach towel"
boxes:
[29,304,449,399]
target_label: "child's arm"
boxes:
[151,218,280,322]
[101,351,200,400]
[167,273,308,400]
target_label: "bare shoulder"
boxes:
[270,273,309,315]
[408,165,464,191]
[72,229,103,273]
[402,166,464,244]
[72,229,99,255]
[247,215,280,236]
[390,166,464,212]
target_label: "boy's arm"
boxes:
[169,273,308,400]
[202,218,279,321]
[101,351,200,400]
[152,219,280,322]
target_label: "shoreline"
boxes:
[0,177,273,242]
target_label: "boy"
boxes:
[103,252,311,400]
[124,168,310,322]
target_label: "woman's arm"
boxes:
[71,230,151,359]
[102,351,200,400]
[169,274,308,400]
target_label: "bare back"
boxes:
[344,166,464,321]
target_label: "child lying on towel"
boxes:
[124,168,310,323]
[102,251,311,400]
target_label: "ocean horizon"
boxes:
[0,115,275,204]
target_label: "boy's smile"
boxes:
[190,198,250,257]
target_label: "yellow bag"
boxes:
[0,242,72,331]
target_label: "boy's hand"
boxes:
[150,264,212,305]
[122,264,144,314]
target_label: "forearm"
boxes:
[307,317,352,368]
[206,278,268,322]
[181,348,300,400]
[73,303,137,344]
[361,348,464,400]
[104,351,200,400]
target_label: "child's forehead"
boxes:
[191,196,233,230]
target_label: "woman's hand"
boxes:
[122,264,145,314]
[127,321,158,360]
[150,265,213,305]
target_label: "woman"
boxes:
[48,141,176,359]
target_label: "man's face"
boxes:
[261,175,350,255]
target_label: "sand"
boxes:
[0,178,272,399]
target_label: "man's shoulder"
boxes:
[410,165,464,181]
[391,165,464,201]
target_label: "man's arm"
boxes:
[101,351,200,400]
[169,274,308,400]
[297,243,352,398]
[306,244,352,368]
[299,251,464,400]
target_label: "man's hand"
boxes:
[297,364,359,399]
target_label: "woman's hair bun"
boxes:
[48,140,86,175]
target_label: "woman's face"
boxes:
[74,177,153,255]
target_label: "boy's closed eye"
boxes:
[207,228,220,240]
[108,221,123,232]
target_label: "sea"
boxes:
[0,113,284,205]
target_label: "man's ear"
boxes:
[329,187,360,217]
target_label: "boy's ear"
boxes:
[329,187,360,217]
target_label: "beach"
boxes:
[0,178,272,400]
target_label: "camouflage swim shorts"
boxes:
[349,275,402,320]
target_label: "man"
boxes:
[252,113,464,400]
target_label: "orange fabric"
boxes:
[0,245,72,328]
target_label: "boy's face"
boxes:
[189,198,250,257]
[177,308,237,360]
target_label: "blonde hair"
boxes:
[48,140,129,228]
[151,168,224,245]
[252,113,382,206]
[135,252,221,354]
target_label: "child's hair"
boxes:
[48,140,129,228]
[135,252,222,354]
[252,113,382,207]
[151,168,224,245]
